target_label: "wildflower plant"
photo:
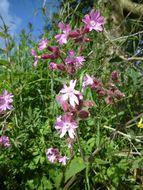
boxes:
[30,9,128,170]
[30,9,108,165]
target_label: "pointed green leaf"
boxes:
[65,157,86,182]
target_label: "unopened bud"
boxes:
[78,110,89,119]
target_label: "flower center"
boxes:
[90,20,96,27]
[64,122,71,129]
[67,87,74,94]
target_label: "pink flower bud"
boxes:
[111,71,119,83]
[83,100,96,108]
[78,110,89,119]
[57,64,66,71]
[114,90,125,98]
[69,31,79,38]
[47,46,60,54]
[105,96,113,105]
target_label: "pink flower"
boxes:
[66,50,85,68]
[48,154,57,163]
[82,10,105,32]
[58,22,71,33]
[59,80,83,107]
[46,148,59,163]
[38,38,48,50]
[82,74,94,88]
[58,156,69,165]
[0,135,11,147]
[31,49,39,67]
[55,114,78,139]
[31,49,37,57]
[46,148,69,165]
[49,62,58,70]
[55,22,71,45]
[0,90,13,113]
[55,34,68,45]
[46,148,54,155]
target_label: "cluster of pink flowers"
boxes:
[83,74,105,96]
[49,50,85,74]
[31,38,60,67]
[0,90,13,113]
[31,9,105,69]
[46,148,68,165]
[55,79,96,147]
[105,82,125,104]
[55,10,105,45]
[32,9,106,165]
[83,71,125,104]
[0,90,13,148]
[0,135,11,147]
[55,22,71,45]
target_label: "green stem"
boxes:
[76,129,85,162]
[86,164,90,190]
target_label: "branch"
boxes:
[121,0,143,16]
[103,125,143,143]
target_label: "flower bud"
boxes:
[111,71,119,83]
[78,110,89,119]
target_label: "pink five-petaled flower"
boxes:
[82,10,105,32]
[38,38,48,50]
[59,80,83,107]
[58,156,69,165]
[82,74,94,88]
[55,114,78,139]
[0,135,11,147]
[0,90,13,113]
[66,50,85,68]
[55,22,71,45]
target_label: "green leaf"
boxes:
[65,157,86,182]
[26,179,35,190]
[49,169,62,185]
[41,176,53,190]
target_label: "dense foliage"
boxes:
[0,1,143,190]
